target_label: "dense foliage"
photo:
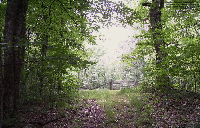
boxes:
[0,0,135,126]
[0,0,99,126]
[122,0,200,92]
[1,0,200,127]
[20,0,95,107]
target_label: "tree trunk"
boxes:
[110,79,113,90]
[148,0,164,62]
[143,0,170,90]
[38,10,48,96]
[0,36,4,128]
[150,0,170,89]
[3,0,28,126]
[38,34,48,96]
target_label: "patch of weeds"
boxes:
[105,112,116,124]
[79,89,113,101]
[135,104,155,126]
[130,94,145,111]
[79,89,120,125]
[96,98,116,125]
[119,87,155,127]
[79,89,155,127]
[120,86,143,94]
[120,87,134,94]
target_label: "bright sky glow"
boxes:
[88,23,141,65]
[98,25,135,55]
[86,0,143,65]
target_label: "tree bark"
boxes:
[144,0,170,89]
[3,0,28,126]
[149,0,164,64]
[110,79,113,90]
[0,36,4,128]
[38,5,49,96]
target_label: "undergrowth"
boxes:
[79,89,119,125]
[19,87,200,127]
[79,87,200,127]
[119,87,155,127]
[79,88,154,127]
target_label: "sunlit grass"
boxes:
[78,88,154,127]
[79,89,123,125]
[79,89,119,101]
[119,87,145,110]
[119,87,155,126]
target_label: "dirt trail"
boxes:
[19,89,200,127]
[69,99,106,128]
[19,92,136,128]
[19,100,105,127]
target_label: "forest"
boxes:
[0,0,200,127]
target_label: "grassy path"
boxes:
[19,89,146,128]
[78,88,200,128]
[18,88,200,127]
[78,89,149,128]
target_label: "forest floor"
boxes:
[18,88,200,128]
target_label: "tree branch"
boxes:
[142,2,152,7]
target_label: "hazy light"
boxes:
[87,0,142,65]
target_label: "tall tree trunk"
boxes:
[38,5,49,96]
[39,35,48,96]
[152,0,170,89]
[3,0,28,126]
[149,0,163,63]
[143,0,170,90]
[0,37,4,128]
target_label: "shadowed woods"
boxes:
[17,88,200,127]
[0,0,200,127]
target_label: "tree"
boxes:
[164,0,200,91]
[19,0,95,107]
[0,29,3,128]
[2,0,28,126]
[122,0,200,92]
[0,1,6,126]
[142,0,171,90]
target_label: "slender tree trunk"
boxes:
[0,37,4,128]
[3,0,28,126]
[39,6,48,95]
[110,79,113,90]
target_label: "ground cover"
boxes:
[18,88,200,128]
